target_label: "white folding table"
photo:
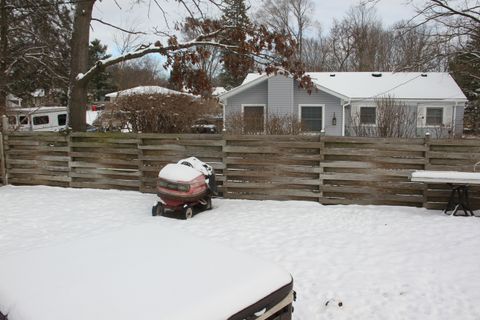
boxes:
[411,170,480,216]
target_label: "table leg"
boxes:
[449,185,475,216]
[463,187,474,216]
[444,184,456,215]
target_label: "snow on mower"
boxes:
[152,157,217,219]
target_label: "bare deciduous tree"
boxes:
[0,0,71,115]
[254,0,315,62]
[68,0,311,131]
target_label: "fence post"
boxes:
[319,131,325,203]
[67,133,72,188]
[422,132,431,208]
[0,132,6,185]
[1,115,7,132]
[221,134,228,198]
[137,134,144,193]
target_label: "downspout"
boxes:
[222,99,226,132]
[452,101,457,138]
[342,100,351,137]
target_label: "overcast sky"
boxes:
[90,0,421,56]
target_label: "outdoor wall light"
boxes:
[332,113,337,126]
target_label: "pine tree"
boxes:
[219,0,254,89]
[450,27,480,134]
[88,39,115,101]
[0,0,72,112]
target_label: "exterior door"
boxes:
[243,106,265,134]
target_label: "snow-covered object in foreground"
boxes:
[158,163,203,182]
[153,158,217,219]
[0,223,293,320]
[156,163,208,204]
[411,170,480,185]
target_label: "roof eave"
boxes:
[349,97,468,103]
[218,75,270,101]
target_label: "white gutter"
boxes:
[341,100,351,136]
[222,101,226,132]
[452,101,457,138]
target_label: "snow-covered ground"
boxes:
[1,185,480,320]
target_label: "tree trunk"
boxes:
[68,0,95,131]
[0,0,8,115]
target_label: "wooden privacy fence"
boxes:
[1,131,480,210]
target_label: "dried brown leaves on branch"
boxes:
[69,0,312,131]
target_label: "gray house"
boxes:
[219,72,468,137]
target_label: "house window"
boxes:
[243,105,265,133]
[33,115,49,125]
[300,105,323,132]
[58,114,67,126]
[360,107,376,124]
[426,107,443,126]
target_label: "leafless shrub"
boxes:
[225,112,303,135]
[348,96,417,138]
[95,94,219,133]
[428,124,454,139]
[265,114,303,135]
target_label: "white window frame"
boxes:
[241,104,266,133]
[298,104,325,133]
[425,106,444,127]
[359,106,377,126]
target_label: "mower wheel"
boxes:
[152,203,164,217]
[183,206,193,220]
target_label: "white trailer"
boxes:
[7,106,68,132]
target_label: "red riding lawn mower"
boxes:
[152,157,217,219]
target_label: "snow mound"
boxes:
[159,163,202,181]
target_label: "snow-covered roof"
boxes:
[212,86,227,96]
[31,89,45,98]
[0,223,292,320]
[8,106,67,114]
[105,86,195,98]
[223,72,467,102]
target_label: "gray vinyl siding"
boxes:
[224,80,268,117]
[294,83,343,136]
[268,76,294,116]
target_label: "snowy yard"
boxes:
[1,185,480,320]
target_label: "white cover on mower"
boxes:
[177,157,213,176]
[158,163,203,182]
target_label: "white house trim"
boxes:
[311,84,349,101]
[298,104,325,133]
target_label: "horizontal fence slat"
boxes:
[2,131,479,210]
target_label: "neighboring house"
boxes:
[105,86,195,102]
[212,87,227,97]
[219,72,468,137]
[6,94,22,108]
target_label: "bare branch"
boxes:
[91,18,147,35]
